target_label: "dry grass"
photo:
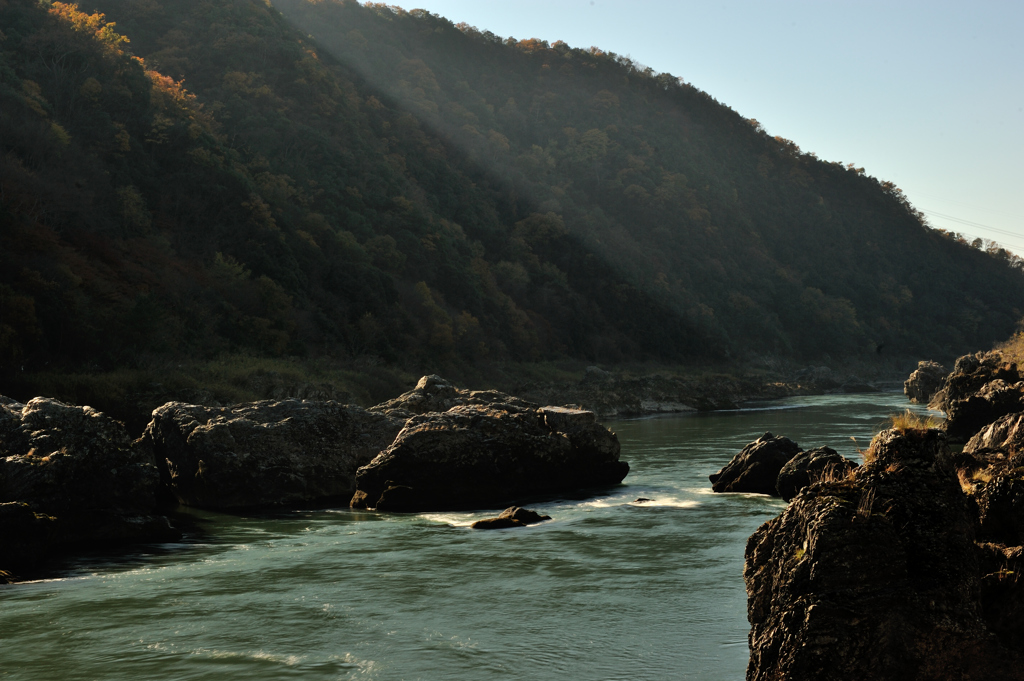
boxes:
[855,487,876,521]
[996,332,1024,366]
[889,409,941,432]
[807,462,856,486]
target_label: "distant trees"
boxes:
[1,0,1022,382]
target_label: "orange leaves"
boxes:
[48,3,128,53]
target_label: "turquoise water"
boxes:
[0,392,931,680]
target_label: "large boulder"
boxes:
[351,404,627,512]
[930,352,1024,442]
[0,397,177,579]
[370,374,538,416]
[1,398,163,513]
[745,427,1024,680]
[964,411,1024,455]
[709,432,802,495]
[903,360,948,403]
[955,443,1024,547]
[141,399,407,509]
[930,352,1018,411]
[775,446,857,502]
[944,379,1024,443]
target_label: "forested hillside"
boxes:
[1,0,1021,388]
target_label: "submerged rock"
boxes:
[709,433,802,495]
[0,397,177,579]
[351,403,627,512]
[745,427,1024,680]
[775,446,857,502]
[903,360,948,403]
[141,399,407,509]
[471,506,551,529]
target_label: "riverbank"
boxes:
[0,354,917,438]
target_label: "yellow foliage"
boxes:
[996,332,1024,365]
[49,3,128,52]
[888,409,941,432]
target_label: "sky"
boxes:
[389,0,1023,252]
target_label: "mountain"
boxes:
[1,0,1021,387]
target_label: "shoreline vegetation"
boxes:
[1,353,913,440]
[4,0,1024,393]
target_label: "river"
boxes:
[0,392,932,680]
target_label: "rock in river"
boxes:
[745,427,1024,680]
[709,432,802,495]
[141,399,407,509]
[471,506,551,529]
[1,396,177,580]
[351,404,627,512]
[903,360,947,403]
[775,446,857,502]
[370,374,539,416]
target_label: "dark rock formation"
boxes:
[471,506,551,529]
[775,446,857,502]
[903,360,948,403]
[0,397,177,580]
[930,352,1024,442]
[0,502,56,583]
[964,411,1024,455]
[351,404,627,512]
[710,433,802,495]
[955,443,1024,547]
[745,427,1024,680]
[945,380,1024,444]
[141,399,407,509]
[370,374,539,416]
[977,542,1024,651]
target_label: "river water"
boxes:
[0,392,931,680]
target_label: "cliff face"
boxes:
[744,427,1024,681]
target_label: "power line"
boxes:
[919,210,1024,255]
[920,208,1022,240]
[913,192,1022,221]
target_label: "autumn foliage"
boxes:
[1,0,1023,386]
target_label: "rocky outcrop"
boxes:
[945,379,1024,443]
[745,428,1024,680]
[977,542,1024,650]
[775,446,857,502]
[903,360,947,403]
[964,411,1024,455]
[931,352,1018,411]
[140,399,407,509]
[955,444,1024,547]
[351,404,627,512]
[0,397,177,580]
[370,374,539,416]
[709,433,802,495]
[471,506,551,529]
[930,352,1024,442]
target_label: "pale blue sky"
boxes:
[390,0,1024,252]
